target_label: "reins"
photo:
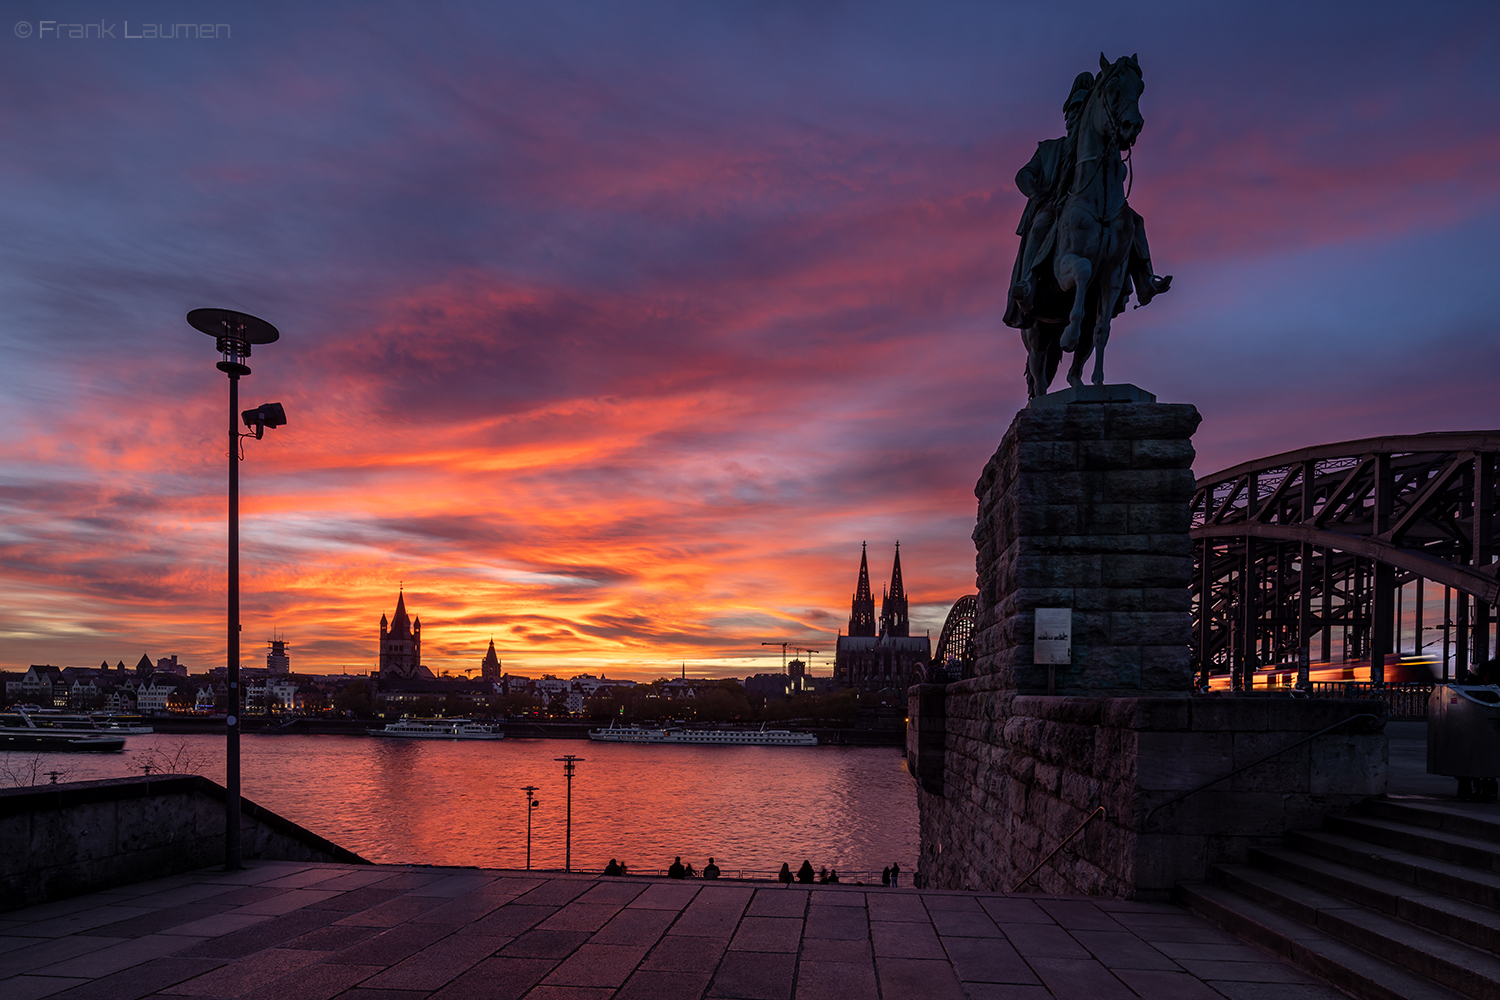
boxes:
[1065,61,1136,227]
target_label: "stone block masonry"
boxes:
[912,390,1389,897]
[972,399,1202,695]
[914,687,1385,896]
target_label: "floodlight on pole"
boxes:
[188,308,283,872]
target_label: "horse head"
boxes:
[1091,53,1145,150]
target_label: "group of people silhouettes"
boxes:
[665,855,721,879]
[601,856,901,885]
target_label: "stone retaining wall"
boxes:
[914,688,1386,896]
[0,775,367,910]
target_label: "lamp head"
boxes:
[188,309,279,374]
[242,402,287,439]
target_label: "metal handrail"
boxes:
[1141,712,1381,830]
[1011,805,1106,892]
[595,867,904,884]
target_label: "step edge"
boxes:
[1211,865,1500,992]
[1253,846,1500,927]
[1179,881,1473,1000]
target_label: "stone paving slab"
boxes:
[0,863,1352,999]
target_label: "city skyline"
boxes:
[1,2,1497,681]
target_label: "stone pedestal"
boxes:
[910,389,1388,897]
[974,391,1200,694]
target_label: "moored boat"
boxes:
[588,722,817,746]
[0,709,127,752]
[87,713,154,734]
[368,717,504,740]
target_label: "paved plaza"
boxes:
[0,861,1346,1000]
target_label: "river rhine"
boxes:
[8,734,918,880]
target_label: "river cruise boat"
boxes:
[589,722,817,746]
[368,717,504,740]
[0,709,127,752]
[88,713,154,734]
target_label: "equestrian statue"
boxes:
[1005,53,1171,397]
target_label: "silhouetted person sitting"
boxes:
[704,857,720,879]
[890,862,900,887]
[818,866,829,884]
[603,858,622,876]
[685,861,696,878]
[668,856,686,879]
[797,860,815,884]
[881,866,891,886]
[778,863,793,885]
[828,869,839,884]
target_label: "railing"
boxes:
[594,867,908,885]
[1299,682,1432,721]
[1011,806,1106,892]
[1143,712,1382,830]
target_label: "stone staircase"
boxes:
[1178,798,1500,1000]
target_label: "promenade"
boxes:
[0,862,1342,1000]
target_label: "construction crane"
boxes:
[761,641,821,674]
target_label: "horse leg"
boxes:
[1056,253,1091,353]
[1091,262,1129,385]
[1043,324,1063,390]
[1066,340,1087,389]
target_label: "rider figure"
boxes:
[1006,71,1170,330]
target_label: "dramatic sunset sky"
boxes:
[1,2,1496,680]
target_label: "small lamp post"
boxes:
[553,755,583,871]
[188,308,284,871]
[521,785,540,869]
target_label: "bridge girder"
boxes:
[935,594,977,674]
[1190,431,1500,685]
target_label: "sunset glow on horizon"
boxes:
[2,2,1497,681]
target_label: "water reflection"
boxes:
[4,734,917,876]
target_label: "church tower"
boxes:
[378,589,422,678]
[480,639,502,679]
[879,542,910,638]
[848,542,876,637]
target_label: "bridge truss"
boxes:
[1191,432,1500,686]
[934,595,977,673]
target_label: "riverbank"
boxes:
[145,716,905,745]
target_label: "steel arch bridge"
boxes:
[1191,431,1500,686]
[934,595,977,671]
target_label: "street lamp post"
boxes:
[521,785,540,869]
[553,755,583,871]
[188,308,283,871]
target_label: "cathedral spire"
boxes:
[480,637,502,679]
[391,590,411,636]
[880,542,910,638]
[889,541,905,602]
[848,542,876,637]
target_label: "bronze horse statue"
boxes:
[1011,54,1168,396]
